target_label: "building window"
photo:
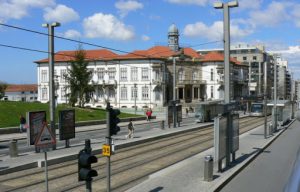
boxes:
[194,87,199,99]
[131,67,138,81]
[41,70,48,83]
[60,69,67,83]
[155,90,161,101]
[178,69,184,81]
[131,86,138,100]
[243,56,247,61]
[211,69,214,81]
[42,88,48,100]
[192,71,198,80]
[120,87,127,100]
[211,86,214,98]
[97,68,105,80]
[253,56,257,60]
[97,89,104,99]
[142,86,149,100]
[154,69,160,81]
[120,68,127,81]
[61,87,66,100]
[108,88,115,98]
[108,68,116,80]
[141,68,149,80]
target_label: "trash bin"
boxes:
[9,139,18,158]
[204,155,213,181]
[161,120,165,129]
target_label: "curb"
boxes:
[213,118,295,192]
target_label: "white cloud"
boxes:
[166,0,209,6]
[249,1,290,27]
[83,13,135,41]
[62,29,81,39]
[44,4,79,24]
[238,0,262,10]
[183,21,253,41]
[291,4,300,27]
[115,0,143,18]
[141,35,150,41]
[0,0,55,21]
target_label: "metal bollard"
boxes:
[161,120,165,129]
[9,139,18,158]
[204,155,213,181]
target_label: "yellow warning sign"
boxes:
[102,144,111,156]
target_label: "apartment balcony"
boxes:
[92,79,117,87]
[177,79,206,85]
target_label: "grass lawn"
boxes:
[0,101,140,128]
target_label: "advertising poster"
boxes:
[231,114,240,153]
[59,109,75,140]
[177,105,182,122]
[27,111,47,145]
[168,106,173,125]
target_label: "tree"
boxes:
[65,46,94,107]
[0,81,7,99]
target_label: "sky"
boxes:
[1,0,300,84]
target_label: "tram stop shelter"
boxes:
[267,100,292,126]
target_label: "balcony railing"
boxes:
[177,79,206,85]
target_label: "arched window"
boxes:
[178,69,184,81]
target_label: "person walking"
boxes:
[126,119,135,139]
[186,108,189,117]
[19,115,26,133]
[146,110,151,121]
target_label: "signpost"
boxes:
[59,109,75,148]
[27,111,56,192]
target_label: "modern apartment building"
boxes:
[198,44,274,99]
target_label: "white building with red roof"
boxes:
[34,24,249,109]
[3,84,38,102]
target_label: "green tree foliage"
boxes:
[65,46,94,107]
[0,81,7,99]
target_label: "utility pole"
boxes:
[274,55,278,132]
[264,62,267,138]
[173,57,177,128]
[106,102,111,192]
[214,0,238,167]
[42,22,60,150]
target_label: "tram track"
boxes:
[0,116,269,192]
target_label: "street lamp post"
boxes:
[42,22,60,150]
[214,0,238,167]
[173,57,177,128]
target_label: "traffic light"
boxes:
[78,143,98,181]
[109,108,121,136]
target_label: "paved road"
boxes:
[221,120,300,192]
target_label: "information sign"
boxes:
[27,111,47,145]
[59,109,75,140]
[35,121,56,150]
[102,144,111,156]
[231,114,239,153]
[177,105,182,122]
[214,116,227,162]
[167,106,173,125]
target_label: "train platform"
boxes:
[126,119,295,192]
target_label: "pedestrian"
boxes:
[146,110,151,121]
[126,119,135,139]
[186,108,189,117]
[19,115,26,133]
